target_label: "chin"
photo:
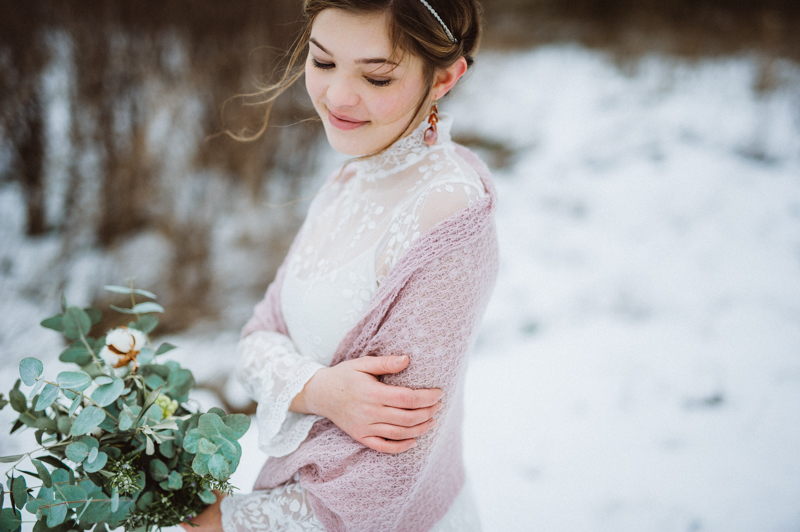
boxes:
[322,121,383,156]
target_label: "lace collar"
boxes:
[352,113,454,181]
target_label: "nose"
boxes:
[326,73,360,108]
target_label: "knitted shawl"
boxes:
[243,145,499,532]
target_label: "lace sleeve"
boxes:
[220,473,324,532]
[236,331,325,458]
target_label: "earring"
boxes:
[424,100,438,146]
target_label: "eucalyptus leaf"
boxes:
[34,384,59,412]
[94,376,113,385]
[68,394,82,417]
[59,485,87,510]
[137,348,154,365]
[166,471,182,490]
[182,430,202,453]
[88,447,98,463]
[155,343,177,356]
[84,307,103,326]
[131,302,164,314]
[165,368,194,400]
[135,491,153,511]
[40,314,64,333]
[191,452,210,476]
[56,416,71,435]
[198,489,216,505]
[25,498,47,515]
[197,413,234,439]
[222,414,251,439]
[28,379,44,399]
[71,406,106,436]
[46,501,67,527]
[83,452,107,473]
[103,285,157,299]
[197,438,218,455]
[132,314,158,334]
[9,385,26,413]
[11,477,27,509]
[148,459,169,481]
[65,442,89,463]
[90,379,124,407]
[79,499,111,524]
[31,459,52,488]
[0,508,22,532]
[19,358,43,386]
[59,344,92,365]
[110,490,119,513]
[0,455,24,464]
[208,454,231,480]
[63,306,92,340]
[118,404,137,431]
[57,371,92,392]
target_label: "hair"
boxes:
[224,0,482,151]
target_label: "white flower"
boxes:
[107,327,146,354]
[102,326,147,373]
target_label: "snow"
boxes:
[3,44,800,531]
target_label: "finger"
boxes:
[380,384,443,409]
[361,435,417,454]
[354,355,410,376]
[380,402,442,427]
[369,418,436,441]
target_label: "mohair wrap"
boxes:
[242,145,499,532]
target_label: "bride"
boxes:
[182,0,498,530]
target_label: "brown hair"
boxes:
[225,0,482,151]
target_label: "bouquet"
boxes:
[0,285,249,532]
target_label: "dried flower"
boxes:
[101,326,147,373]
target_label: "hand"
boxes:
[290,355,442,454]
[180,490,224,532]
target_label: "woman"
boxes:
[182,0,498,530]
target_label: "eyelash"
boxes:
[311,58,392,88]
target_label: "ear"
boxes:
[431,56,468,100]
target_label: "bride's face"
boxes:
[305,9,429,156]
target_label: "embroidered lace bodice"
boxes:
[222,115,484,532]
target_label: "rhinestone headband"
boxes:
[418,0,457,43]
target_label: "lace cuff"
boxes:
[236,331,325,458]
[220,473,323,532]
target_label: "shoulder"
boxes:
[409,143,487,222]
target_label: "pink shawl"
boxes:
[242,145,499,532]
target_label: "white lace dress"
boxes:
[221,115,484,532]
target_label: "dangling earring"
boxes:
[424,100,438,146]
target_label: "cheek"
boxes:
[365,84,422,123]
[304,64,325,105]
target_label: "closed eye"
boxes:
[366,78,391,87]
[311,58,334,70]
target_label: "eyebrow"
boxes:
[309,38,398,66]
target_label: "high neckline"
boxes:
[352,113,454,181]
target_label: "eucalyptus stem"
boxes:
[40,381,119,423]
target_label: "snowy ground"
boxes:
[3,45,800,531]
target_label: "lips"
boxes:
[328,109,369,131]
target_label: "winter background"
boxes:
[2,4,800,532]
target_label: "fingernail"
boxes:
[411,441,417,448]
[395,355,407,367]
[430,418,437,426]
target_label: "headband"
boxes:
[418,0,457,43]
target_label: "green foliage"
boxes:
[70,407,106,436]
[19,358,43,386]
[2,285,249,532]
